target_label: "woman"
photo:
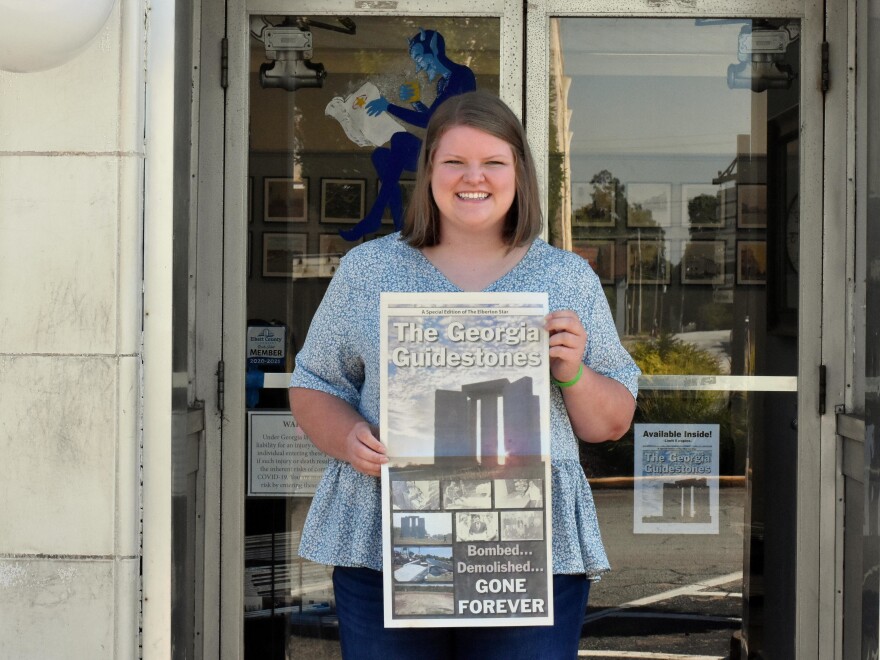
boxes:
[290,90,640,659]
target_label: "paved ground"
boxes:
[577,487,744,659]
[276,486,750,659]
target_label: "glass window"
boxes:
[550,18,800,657]
[244,16,500,657]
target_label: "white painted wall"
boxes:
[0,1,145,657]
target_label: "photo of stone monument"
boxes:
[434,376,540,466]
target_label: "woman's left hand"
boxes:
[545,310,587,384]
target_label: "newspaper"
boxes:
[325,81,405,148]
[380,292,554,627]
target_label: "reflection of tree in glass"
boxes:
[582,334,734,478]
[627,204,653,227]
[574,169,619,225]
[628,241,667,282]
[547,75,565,246]
[687,193,719,226]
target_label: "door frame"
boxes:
[202,0,840,656]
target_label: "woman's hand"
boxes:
[543,310,636,443]
[344,421,387,477]
[290,388,388,477]
[545,310,587,383]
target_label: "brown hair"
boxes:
[401,90,543,248]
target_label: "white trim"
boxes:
[221,2,248,655]
[543,0,802,15]
[247,0,508,12]
[824,0,856,658]
[142,0,175,657]
[797,1,827,658]
[274,372,798,391]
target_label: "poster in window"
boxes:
[633,423,720,535]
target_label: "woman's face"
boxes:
[430,125,516,241]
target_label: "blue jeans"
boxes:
[332,567,590,659]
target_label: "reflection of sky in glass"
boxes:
[385,304,546,459]
[559,18,751,157]
[553,17,790,369]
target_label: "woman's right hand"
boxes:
[290,388,388,477]
[344,421,387,477]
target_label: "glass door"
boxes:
[223,1,522,657]
[221,0,826,657]
[527,6,823,658]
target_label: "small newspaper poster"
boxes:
[633,423,720,535]
[380,292,553,628]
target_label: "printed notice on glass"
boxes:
[380,292,554,628]
[247,411,329,496]
[633,423,720,535]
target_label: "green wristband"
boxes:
[551,364,584,388]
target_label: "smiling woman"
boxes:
[428,125,517,242]
[289,90,639,659]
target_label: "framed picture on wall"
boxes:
[737,184,767,229]
[571,239,615,284]
[681,240,725,285]
[380,179,416,224]
[626,239,670,284]
[737,240,767,285]
[262,232,307,278]
[321,178,366,223]
[572,181,615,228]
[626,183,671,228]
[264,177,308,223]
[682,184,722,228]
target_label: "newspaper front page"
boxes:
[380,292,553,627]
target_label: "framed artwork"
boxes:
[626,239,670,284]
[321,178,366,223]
[682,184,722,228]
[572,239,615,284]
[264,177,308,223]
[737,184,767,229]
[626,183,671,228]
[572,181,615,228]
[737,240,767,285]
[681,240,725,285]
[319,234,361,278]
[381,179,416,224]
[261,232,307,278]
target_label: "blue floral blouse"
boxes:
[290,233,640,577]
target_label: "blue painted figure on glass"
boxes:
[339,29,477,240]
